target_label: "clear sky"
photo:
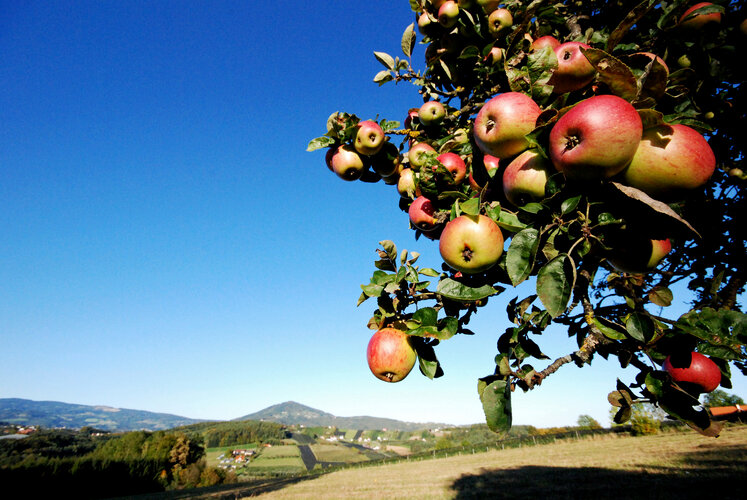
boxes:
[1,1,744,430]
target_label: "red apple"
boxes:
[419,101,446,126]
[355,120,386,156]
[439,214,504,274]
[531,35,560,52]
[485,46,505,66]
[679,2,722,30]
[370,141,401,178]
[367,328,417,383]
[549,42,595,94]
[324,147,336,172]
[608,236,672,274]
[331,144,366,181]
[502,150,552,206]
[469,154,500,192]
[436,152,467,184]
[488,8,512,37]
[549,95,643,179]
[408,142,437,168]
[621,123,716,200]
[438,1,460,28]
[474,92,541,159]
[663,352,721,393]
[409,196,440,232]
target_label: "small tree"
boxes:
[576,414,602,429]
[703,389,745,407]
[309,0,746,437]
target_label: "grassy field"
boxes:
[310,444,367,463]
[242,425,747,499]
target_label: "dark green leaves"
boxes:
[536,254,575,318]
[478,377,512,433]
[437,278,501,301]
[506,229,539,286]
[625,312,656,344]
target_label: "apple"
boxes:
[438,1,460,28]
[367,328,417,383]
[439,214,504,274]
[621,123,716,199]
[549,94,643,179]
[468,154,499,192]
[485,46,505,66]
[331,144,366,181]
[474,92,541,159]
[608,236,672,274]
[409,196,440,231]
[531,35,560,52]
[548,42,595,94]
[408,142,437,168]
[397,167,419,198]
[476,0,501,13]
[679,2,722,30]
[324,147,336,172]
[354,120,386,157]
[418,101,446,126]
[370,141,401,178]
[502,150,552,206]
[436,152,467,184]
[663,352,721,393]
[418,12,436,36]
[488,8,512,37]
[453,128,470,144]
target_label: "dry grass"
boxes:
[242,426,747,499]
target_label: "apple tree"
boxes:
[308,0,746,437]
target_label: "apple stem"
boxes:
[462,247,473,262]
[564,135,580,151]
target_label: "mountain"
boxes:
[236,401,446,431]
[0,398,206,432]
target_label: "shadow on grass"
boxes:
[123,474,318,500]
[450,443,747,499]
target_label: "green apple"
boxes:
[502,150,552,206]
[488,8,512,38]
[439,214,504,274]
[418,101,446,126]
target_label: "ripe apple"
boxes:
[531,35,560,52]
[488,8,512,37]
[679,2,722,30]
[331,144,366,181]
[549,42,595,94]
[549,94,643,179]
[409,196,440,232]
[354,120,386,156]
[408,142,437,168]
[370,141,401,178]
[324,147,336,172]
[436,152,467,184]
[439,214,504,274]
[419,101,446,126]
[418,12,436,36]
[485,46,505,66]
[502,150,552,206]
[621,123,716,200]
[608,235,672,274]
[397,167,419,199]
[663,352,721,393]
[474,92,541,159]
[468,154,499,192]
[438,1,460,28]
[367,328,417,383]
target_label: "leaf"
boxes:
[401,23,416,58]
[580,47,638,102]
[536,254,575,318]
[609,182,700,237]
[496,210,528,232]
[648,286,673,307]
[373,70,393,85]
[437,277,501,301]
[413,339,443,380]
[379,240,398,264]
[478,377,512,433]
[374,51,395,71]
[560,195,581,215]
[593,316,627,340]
[606,0,656,52]
[637,109,664,130]
[625,312,655,343]
[419,268,441,277]
[413,307,438,327]
[306,136,335,152]
[506,229,540,286]
[460,197,481,216]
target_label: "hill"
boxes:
[0,398,206,431]
[236,401,446,431]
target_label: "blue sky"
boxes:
[1,1,743,429]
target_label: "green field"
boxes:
[310,444,367,463]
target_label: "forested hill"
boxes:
[0,398,205,431]
[237,401,446,431]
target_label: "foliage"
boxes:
[577,414,603,429]
[309,0,747,437]
[703,389,745,407]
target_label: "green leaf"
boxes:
[460,197,481,216]
[360,283,384,298]
[580,47,638,102]
[419,268,441,277]
[560,195,581,215]
[536,254,575,318]
[506,229,540,286]
[379,240,398,263]
[374,70,393,86]
[413,339,443,380]
[625,312,655,343]
[306,136,335,152]
[478,378,512,434]
[401,23,416,58]
[496,210,528,232]
[437,278,501,301]
[593,316,627,340]
[374,51,396,70]
[648,286,673,307]
[413,307,438,327]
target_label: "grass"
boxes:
[257,445,301,458]
[310,444,367,463]
[242,425,747,499]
